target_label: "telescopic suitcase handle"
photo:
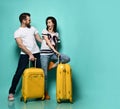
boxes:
[29,58,37,68]
[58,55,61,64]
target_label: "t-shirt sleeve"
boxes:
[33,27,39,35]
[14,30,21,39]
[42,29,49,37]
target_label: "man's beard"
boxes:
[26,24,31,28]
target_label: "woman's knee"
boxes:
[61,55,70,63]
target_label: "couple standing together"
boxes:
[8,13,70,101]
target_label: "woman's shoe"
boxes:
[45,92,50,100]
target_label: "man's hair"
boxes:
[46,16,57,32]
[19,13,30,23]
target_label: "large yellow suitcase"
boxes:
[21,60,45,103]
[56,63,72,103]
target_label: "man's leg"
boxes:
[8,54,29,100]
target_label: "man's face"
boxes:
[24,16,31,28]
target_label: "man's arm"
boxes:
[15,37,35,61]
[35,33,42,43]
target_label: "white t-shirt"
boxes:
[14,26,40,54]
[40,29,60,55]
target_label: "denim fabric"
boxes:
[40,53,70,91]
[51,53,70,64]
[9,53,41,94]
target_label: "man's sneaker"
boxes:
[8,94,14,101]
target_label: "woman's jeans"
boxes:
[40,53,70,92]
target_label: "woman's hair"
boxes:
[46,16,57,32]
[19,13,30,23]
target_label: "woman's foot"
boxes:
[48,62,58,70]
[45,92,50,100]
[48,62,55,70]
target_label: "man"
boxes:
[8,13,42,101]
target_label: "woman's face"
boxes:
[47,19,54,29]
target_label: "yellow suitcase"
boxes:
[56,63,72,103]
[21,60,45,103]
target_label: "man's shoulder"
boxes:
[30,26,38,31]
[30,26,35,29]
[14,27,21,34]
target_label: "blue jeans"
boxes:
[40,53,70,91]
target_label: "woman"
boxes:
[40,16,70,100]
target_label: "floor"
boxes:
[1,71,120,109]
[4,94,75,109]
[1,89,120,109]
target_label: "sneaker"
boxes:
[51,63,58,68]
[48,62,55,70]
[8,94,14,101]
[45,92,50,100]
[48,62,58,70]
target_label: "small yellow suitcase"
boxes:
[21,59,45,103]
[56,63,72,103]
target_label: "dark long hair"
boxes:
[46,16,57,32]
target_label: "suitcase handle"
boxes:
[58,55,61,64]
[29,58,37,68]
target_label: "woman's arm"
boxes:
[44,35,60,56]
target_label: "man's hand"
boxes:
[29,54,35,61]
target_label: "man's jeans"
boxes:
[9,53,41,94]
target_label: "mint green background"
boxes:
[0,0,120,108]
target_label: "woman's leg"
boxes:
[50,53,70,69]
[40,55,50,99]
[60,53,70,63]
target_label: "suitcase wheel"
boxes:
[70,98,73,103]
[20,97,23,101]
[23,97,27,103]
[24,99,27,103]
[20,96,27,103]
[41,95,45,100]
[57,99,61,103]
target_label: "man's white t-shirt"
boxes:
[14,26,40,54]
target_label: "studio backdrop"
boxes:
[0,0,120,106]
